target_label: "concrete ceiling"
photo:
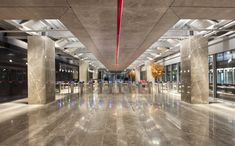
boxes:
[1,0,235,71]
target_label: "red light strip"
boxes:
[116,0,123,65]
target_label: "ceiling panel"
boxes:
[172,0,235,7]
[69,3,116,69]
[0,7,68,19]
[171,7,235,19]
[0,0,68,6]
[1,0,235,70]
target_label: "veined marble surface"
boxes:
[0,88,235,146]
[28,36,55,104]
[180,36,209,104]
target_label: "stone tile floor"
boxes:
[0,88,235,146]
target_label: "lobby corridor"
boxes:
[0,88,235,146]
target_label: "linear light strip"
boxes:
[116,0,123,66]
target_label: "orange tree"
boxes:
[151,63,165,79]
[128,70,136,80]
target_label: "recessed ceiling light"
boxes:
[8,53,15,56]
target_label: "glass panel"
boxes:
[140,71,146,81]
[224,68,233,84]
[209,69,213,84]
[228,69,233,84]
[172,64,177,82]
[179,63,181,82]
[208,55,213,63]
[0,68,8,81]
[233,50,235,59]
[166,65,171,81]
[223,51,232,60]
[217,68,235,102]
[217,69,224,84]
[234,68,235,84]
[209,69,214,97]
[216,53,223,62]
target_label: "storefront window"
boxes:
[140,71,146,80]
[172,64,177,82]
[217,69,224,84]
[233,50,235,59]
[234,68,235,84]
[209,69,213,84]
[224,68,233,84]
[216,53,223,62]
[16,71,24,81]
[224,51,232,60]
[0,68,8,81]
[166,65,171,81]
[178,63,181,82]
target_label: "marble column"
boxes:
[79,61,88,83]
[135,67,140,82]
[28,36,55,104]
[180,36,208,104]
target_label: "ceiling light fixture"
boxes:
[115,0,123,66]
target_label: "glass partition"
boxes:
[224,51,232,60]
[216,53,223,62]
[166,65,171,81]
[217,69,224,84]
[172,64,177,82]
[224,68,233,84]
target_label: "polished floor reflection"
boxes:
[0,87,235,146]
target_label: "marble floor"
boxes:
[0,87,235,146]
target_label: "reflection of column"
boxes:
[135,67,140,82]
[176,63,180,83]
[180,106,210,144]
[170,64,173,81]
[79,61,88,83]
[180,36,208,104]
[28,36,55,104]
